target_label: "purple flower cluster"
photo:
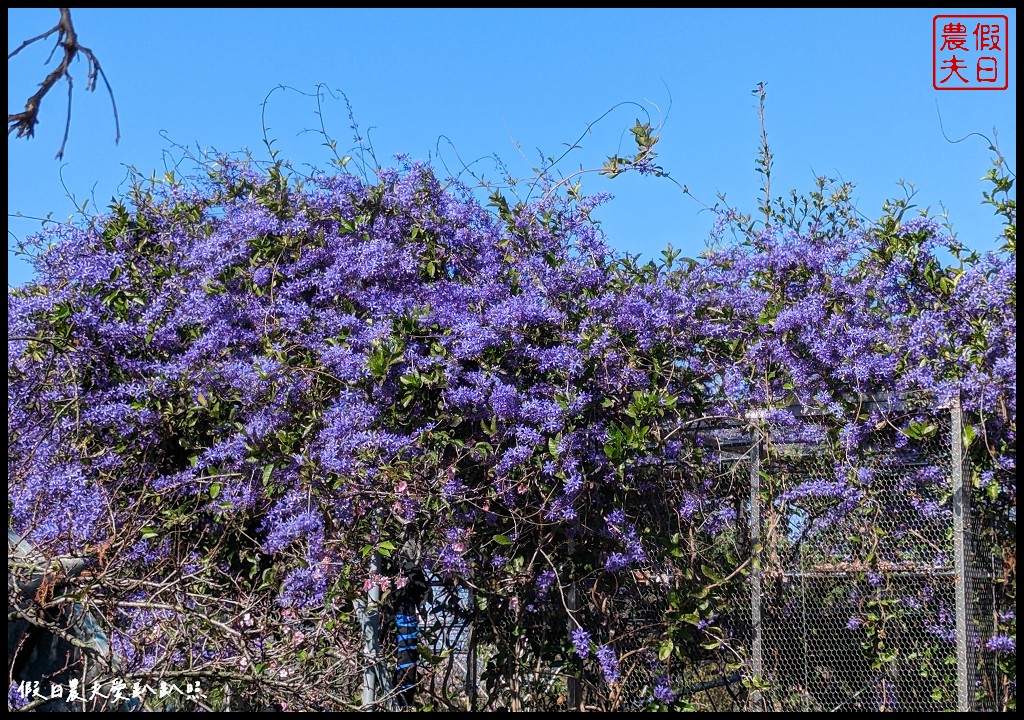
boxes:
[8,684,29,710]
[6,143,1015,709]
[603,509,647,573]
[571,627,591,658]
[653,680,677,703]
[595,644,620,683]
[985,634,1015,656]
[535,569,557,599]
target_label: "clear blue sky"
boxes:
[7,8,1017,287]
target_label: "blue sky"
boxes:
[7,8,1017,287]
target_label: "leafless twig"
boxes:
[8,7,119,159]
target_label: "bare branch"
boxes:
[8,8,119,158]
[7,22,61,60]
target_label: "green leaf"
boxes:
[658,639,674,662]
[701,564,722,582]
[987,481,1000,501]
[493,534,512,546]
[548,435,559,458]
[209,482,221,499]
[962,424,976,450]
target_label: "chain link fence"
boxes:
[355,398,1010,712]
[749,398,1006,712]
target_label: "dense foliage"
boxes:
[8,124,1015,710]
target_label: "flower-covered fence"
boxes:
[8,125,1014,711]
[746,396,1008,712]
[364,396,1011,712]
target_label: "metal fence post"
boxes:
[749,428,764,712]
[464,592,478,712]
[951,394,970,712]
[359,550,386,711]
[567,528,581,711]
[567,581,581,710]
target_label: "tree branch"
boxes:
[8,8,120,159]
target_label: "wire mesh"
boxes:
[365,401,1010,712]
[750,402,1004,712]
